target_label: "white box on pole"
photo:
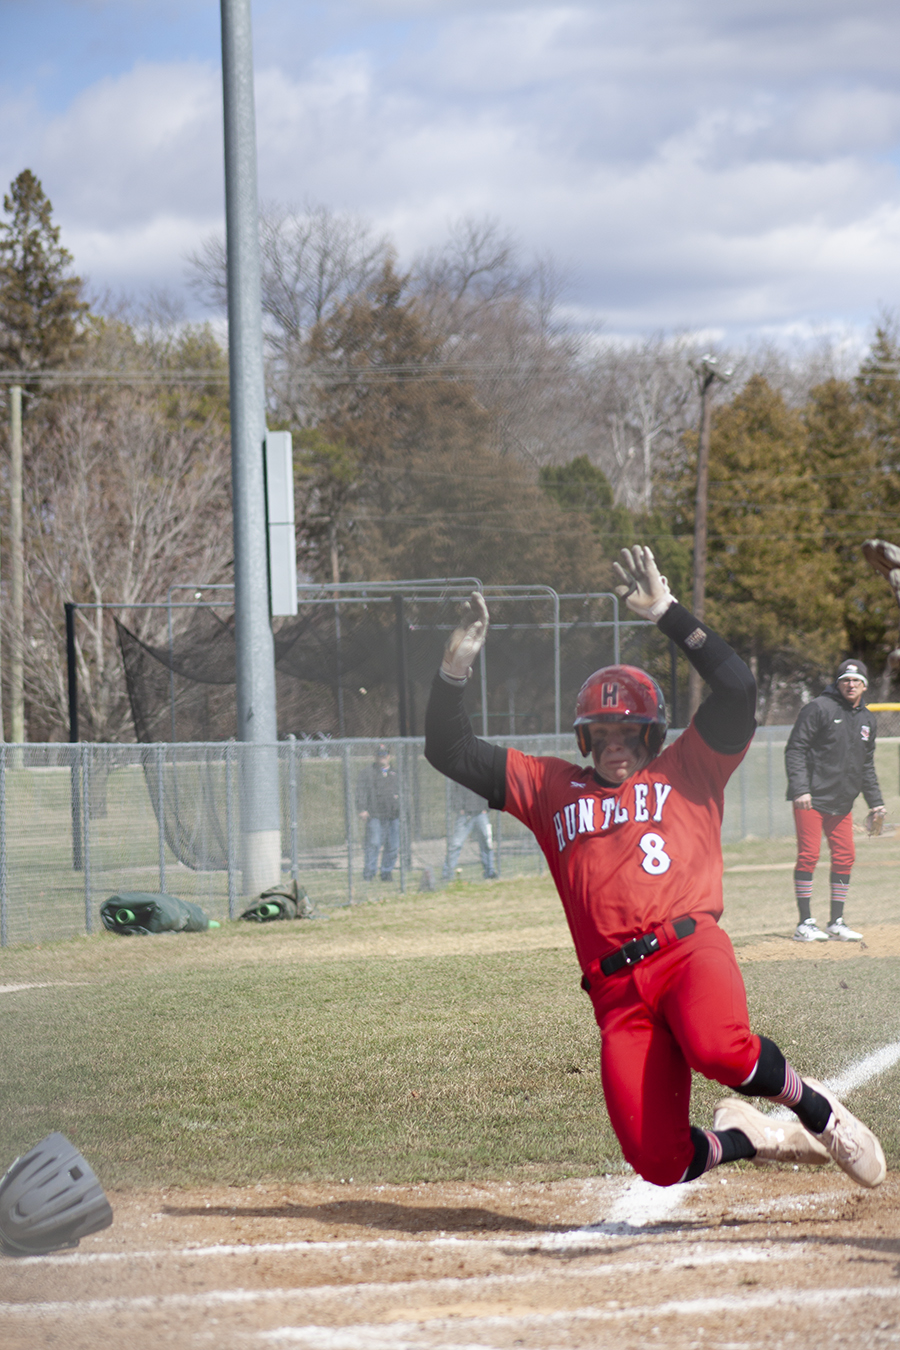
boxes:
[264,430,298,616]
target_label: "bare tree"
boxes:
[411,216,524,341]
[410,217,588,465]
[575,337,700,513]
[186,201,390,425]
[21,390,233,740]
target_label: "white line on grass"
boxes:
[828,1041,900,1096]
[769,1038,900,1119]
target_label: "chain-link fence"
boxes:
[2,731,898,947]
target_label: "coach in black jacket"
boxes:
[785,659,885,943]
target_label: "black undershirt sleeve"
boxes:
[424,673,508,809]
[657,601,757,754]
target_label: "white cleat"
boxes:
[713,1098,831,1167]
[805,1078,886,1188]
[793,918,830,942]
[826,918,863,941]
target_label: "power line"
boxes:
[0,358,561,388]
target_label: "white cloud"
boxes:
[40,61,222,224]
[2,0,900,338]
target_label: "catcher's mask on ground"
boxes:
[574,664,667,760]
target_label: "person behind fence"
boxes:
[443,781,499,882]
[356,744,400,882]
[785,659,885,944]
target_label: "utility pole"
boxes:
[220,0,281,895]
[687,355,730,719]
[329,520,345,738]
[9,385,24,752]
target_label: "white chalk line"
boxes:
[1,1216,650,1268]
[828,1040,900,1096]
[0,1246,795,1318]
[257,1286,900,1347]
[0,982,57,994]
[587,1174,692,1231]
[768,1039,900,1120]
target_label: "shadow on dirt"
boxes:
[161,1197,564,1234]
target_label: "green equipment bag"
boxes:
[100,891,212,936]
[240,878,313,923]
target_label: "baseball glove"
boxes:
[865,808,886,837]
[863,539,900,588]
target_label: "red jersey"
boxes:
[503,722,748,974]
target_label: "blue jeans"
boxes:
[443,810,495,880]
[363,816,399,880]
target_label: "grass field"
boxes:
[2,827,900,1190]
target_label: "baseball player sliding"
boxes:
[425,547,885,1189]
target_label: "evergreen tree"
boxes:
[0,169,88,372]
[702,376,843,704]
[856,320,900,485]
[804,376,893,672]
[849,322,900,679]
[538,456,634,551]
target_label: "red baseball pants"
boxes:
[793,806,855,874]
[588,915,760,1187]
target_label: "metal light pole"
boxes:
[9,385,24,753]
[220,0,281,894]
[687,355,730,720]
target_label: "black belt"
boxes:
[581,916,697,991]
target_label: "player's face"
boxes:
[589,722,649,783]
[837,676,865,707]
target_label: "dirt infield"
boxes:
[3,1170,900,1349]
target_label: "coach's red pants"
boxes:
[588,915,760,1187]
[793,806,855,874]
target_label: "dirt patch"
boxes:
[3,1171,900,1349]
[737,924,900,962]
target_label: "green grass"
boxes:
[2,846,900,1188]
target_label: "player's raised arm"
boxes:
[424,592,508,807]
[613,545,756,753]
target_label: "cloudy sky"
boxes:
[3,0,900,344]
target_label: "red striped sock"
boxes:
[700,1129,723,1172]
[770,1062,803,1109]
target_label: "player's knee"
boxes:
[631,1154,687,1187]
[621,1141,690,1188]
[689,1038,757,1087]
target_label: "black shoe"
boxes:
[380,873,393,883]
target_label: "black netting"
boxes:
[115,593,675,745]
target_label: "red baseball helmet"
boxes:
[573,664,667,757]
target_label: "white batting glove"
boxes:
[612,546,675,621]
[441,591,490,681]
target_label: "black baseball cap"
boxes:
[836,659,868,687]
